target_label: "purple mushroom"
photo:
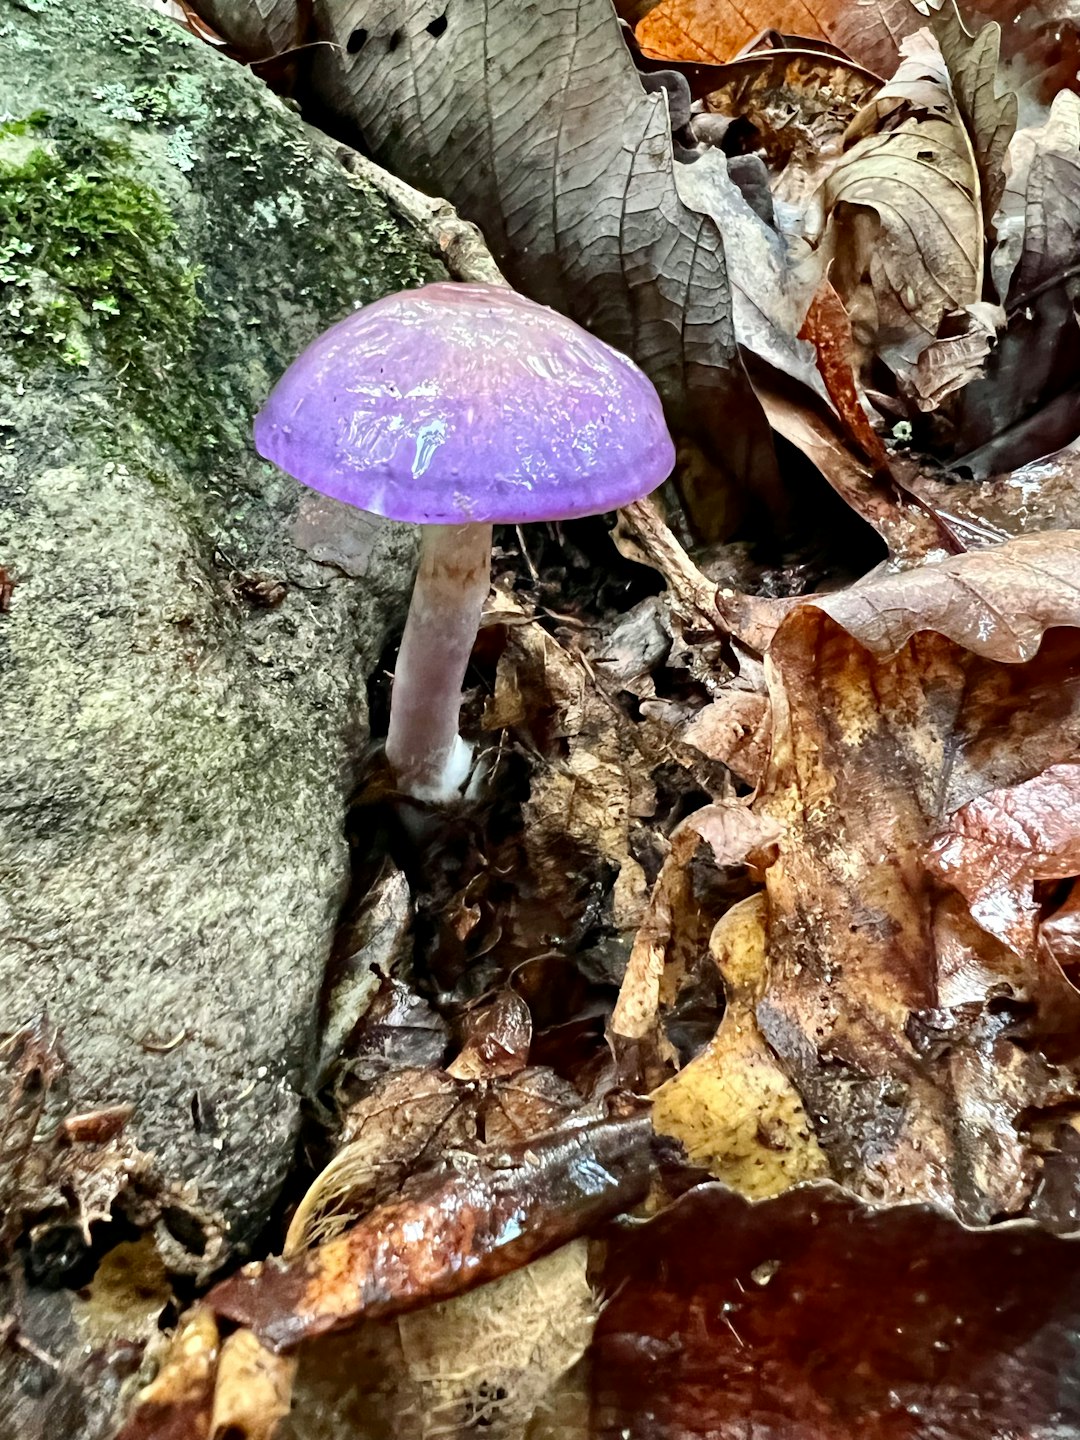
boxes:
[255,282,675,802]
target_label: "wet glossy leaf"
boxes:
[554,1182,1080,1440]
[209,1116,656,1351]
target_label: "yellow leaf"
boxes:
[651,894,828,1197]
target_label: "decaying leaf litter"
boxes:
[8,0,1080,1436]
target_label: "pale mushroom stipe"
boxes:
[255,282,676,802]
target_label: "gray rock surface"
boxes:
[0,0,442,1264]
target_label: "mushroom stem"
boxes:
[386,522,493,803]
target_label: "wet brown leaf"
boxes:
[798,279,890,469]
[209,1116,656,1353]
[757,531,1080,1220]
[927,762,1080,955]
[900,442,1080,545]
[114,1306,219,1440]
[286,1069,469,1254]
[446,991,532,1083]
[553,1182,1080,1440]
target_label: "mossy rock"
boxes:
[0,0,443,1285]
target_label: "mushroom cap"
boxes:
[254,282,675,524]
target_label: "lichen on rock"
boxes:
[0,0,444,1309]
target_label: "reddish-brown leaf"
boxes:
[208,1116,656,1352]
[560,1182,1080,1440]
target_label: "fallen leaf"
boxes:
[651,894,829,1195]
[812,526,1080,658]
[992,88,1080,301]
[636,0,1080,112]
[550,1182,1080,1440]
[209,1116,657,1352]
[486,612,655,939]
[78,1237,171,1345]
[899,442,1080,544]
[933,3,1017,227]
[611,803,779,1086]
[927,762,1080,955]
[672,147,823,392]
[898,301,1006,411]
[798,279,890,468]
[677,688,772,787]
[113,1305,220,1440]
[446,991,532,1082]
[938,83,1080,474]
[823,30,983,368]
[209,1328,296,1440]
[756,531,1080,1220]
[755,384,946,563]
[636,0,834,63]
[283,1243,596,1440]
[286,1069,469,1254]
[394,1242,596,1436]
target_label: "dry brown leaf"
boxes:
[651,894,828,1195]
[633,0,1079,112]
[672,147,823,392]
[823,30,983,367]
[993,88,1080,300]
[933,3,1017,226]
[394,1242,596,1437]
[899,301,1005,410]
[611,803,779,1086]
[812,527,1080,659]
[677,689,772,788]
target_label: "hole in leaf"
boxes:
[426,12,448,36]
[346,26,367,53]
[388,28,402,51]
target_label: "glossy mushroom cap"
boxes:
[254,282,675,524]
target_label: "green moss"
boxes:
[0,112,202,431]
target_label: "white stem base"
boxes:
[385,522,492,803]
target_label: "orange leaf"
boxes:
[636,0,832,64]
